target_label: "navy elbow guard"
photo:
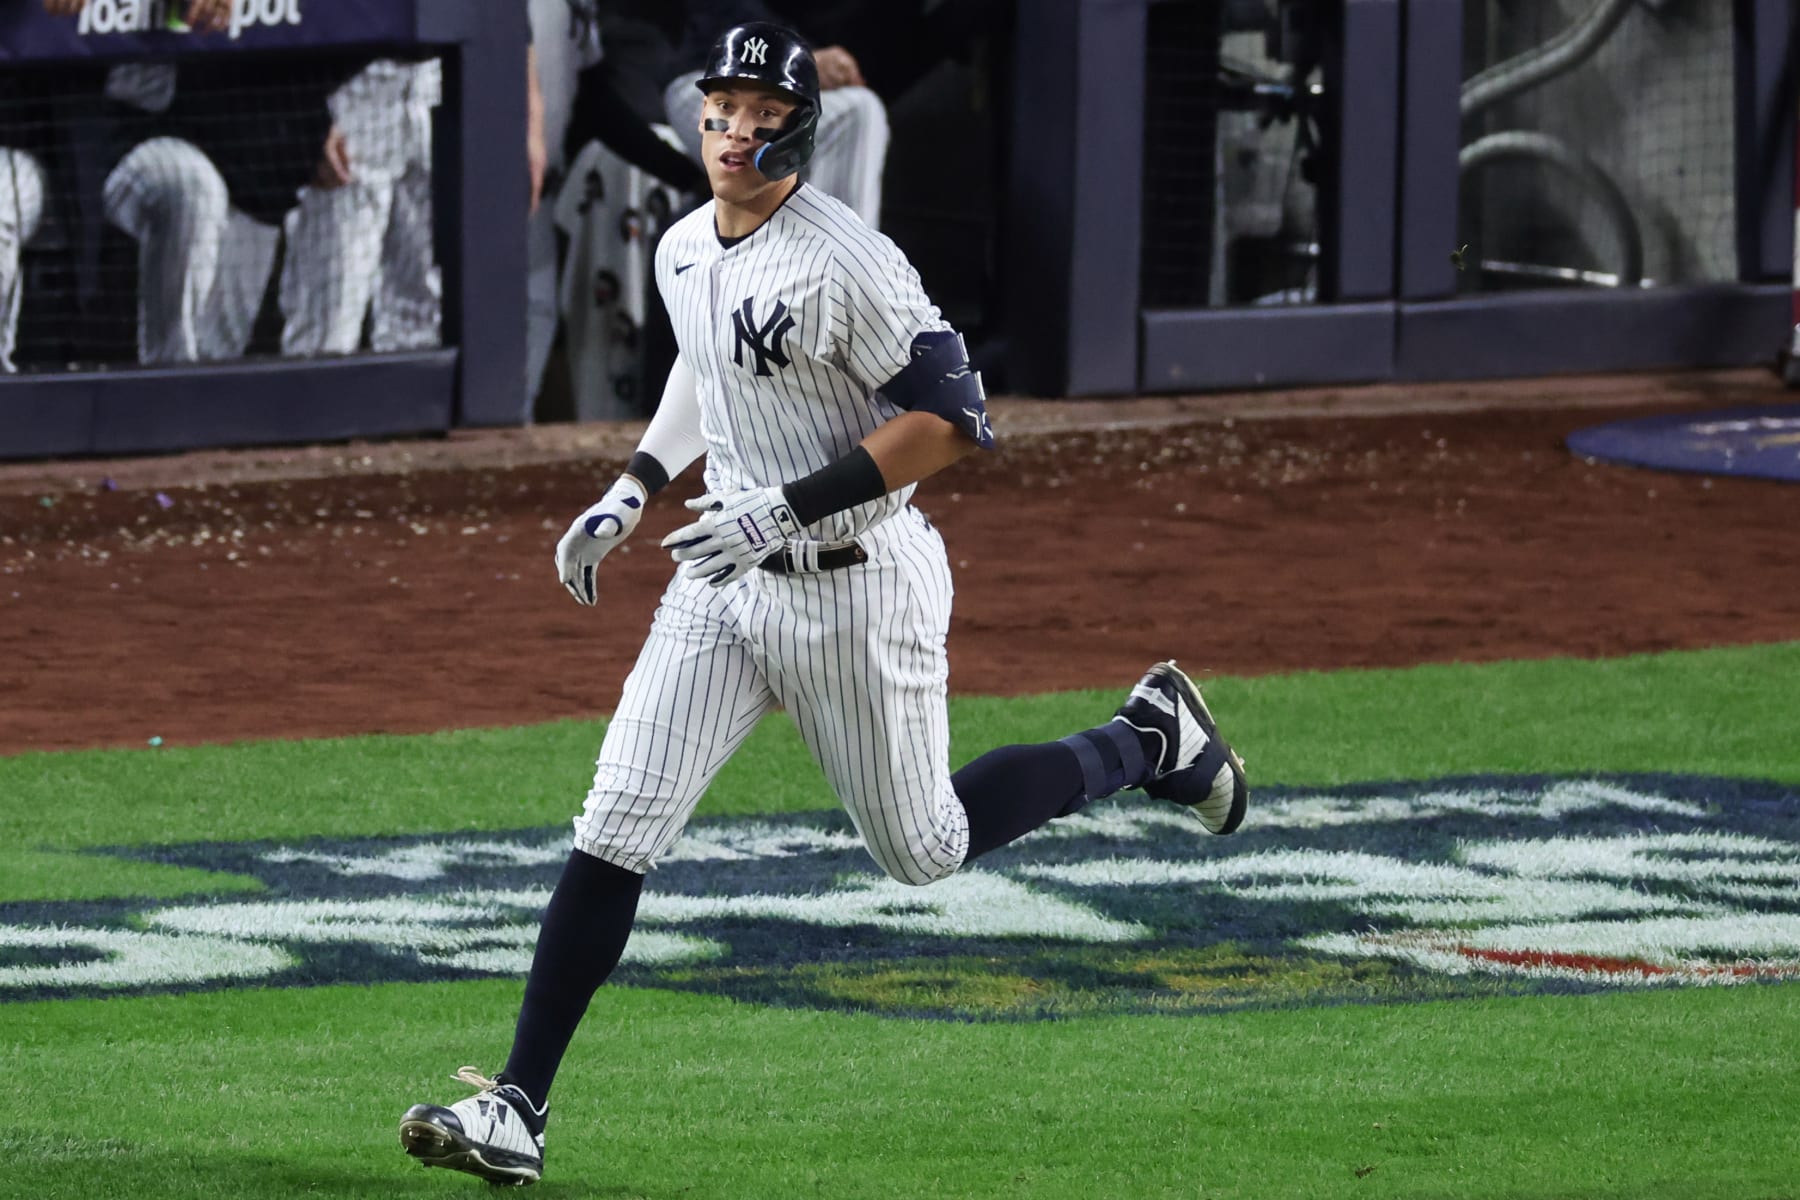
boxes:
[878,332,995,450]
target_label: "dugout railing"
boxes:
[1005,0,1798,398]
[0,0,525,461]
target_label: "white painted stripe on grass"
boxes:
[257,822,868,878]
[152,876,1139,947]
[1020,851,1699,923]
[1458,912,1800,958]
[627,871,1146,942]
[147,896,546,951]
[428,931,726,975]
[0,926,292,990]
[243,780,1713,887]
[262,836,568,880]
[1459,832,1800,884]
[1025,805,1204,842]
[1248,779,1707,829]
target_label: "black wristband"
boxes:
[782,446,889,527]
[625,451,671,496]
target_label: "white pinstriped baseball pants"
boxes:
[103,137,277,364]
[574,505,970,885]
[0,148,46,373]
[279,60,441,355]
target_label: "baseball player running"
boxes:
[398,23,1247,1187]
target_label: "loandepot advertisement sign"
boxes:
[3,775,1798,1013]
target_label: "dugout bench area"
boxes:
[1,0,1795,460]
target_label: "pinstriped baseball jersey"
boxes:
[655,183,949,546]
[572,181,976,884]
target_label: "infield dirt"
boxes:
[3,367,1796,754]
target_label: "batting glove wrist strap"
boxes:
[554,475,648,605]
[661,486,800,588]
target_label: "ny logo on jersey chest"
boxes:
[731,296,797,377]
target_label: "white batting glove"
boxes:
[661,486,800,587]
[554,475,648,605]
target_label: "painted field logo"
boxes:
[3,774,1798,1015]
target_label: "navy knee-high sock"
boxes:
[954,720,1154,862]
[500,848,643,1109]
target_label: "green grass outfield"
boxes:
[4,644,1799,1199]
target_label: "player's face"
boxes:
[701,85,799,204]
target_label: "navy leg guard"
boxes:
[1058,721,1152,805]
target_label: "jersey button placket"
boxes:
[706,254,745,487]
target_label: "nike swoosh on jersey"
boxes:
[675,263,696,275]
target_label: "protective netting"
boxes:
[1458,0,1736,291]
[1140,0,1324,308]
[0,50,443,373]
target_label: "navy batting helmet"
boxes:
[695,23,820,180]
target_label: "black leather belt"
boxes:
[758,541,868,575]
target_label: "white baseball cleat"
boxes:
[399,1067,547,1186]
[1112,660,1249,834]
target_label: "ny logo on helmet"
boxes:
[731,297,797,376]
[740,36,769,66]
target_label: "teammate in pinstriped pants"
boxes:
[278,58,442,356]
[38,1,277,365]
[0,147,46,373]
[103,105,279,364]
[398,24,1248,1186]
[0,47,54,373]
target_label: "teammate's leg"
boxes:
[662,72,707,162]
[804,85,889,230]
[370,65,442,353]
[103,137,228,364]
[283,58,410,356]
[279,180,388,354]
[198,207,279,360]
[523,193,560,416]
[0,148,47,373]
[368,157,441,352]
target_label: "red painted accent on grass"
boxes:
[1455,946,1779,979]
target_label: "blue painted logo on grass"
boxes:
[4,774,1798,1015]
